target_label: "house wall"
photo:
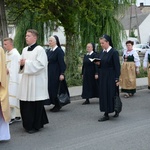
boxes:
[139,14,150,44]
[8,25,16,39]
[140,7,150,14]
[7,25,66,49]
[124,14,150,44]
[44,26,66,46]
[52,26,66,45]
[124,30,138,37]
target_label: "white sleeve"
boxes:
[143,51,149,68]
[133,51,141,67]
[9,53,21,83]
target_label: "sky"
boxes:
[136,0,150,6]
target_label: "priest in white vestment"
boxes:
[0,47,11,141]
[18,29,49,134]
[3,38,21,124]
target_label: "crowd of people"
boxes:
[0,29,149,141]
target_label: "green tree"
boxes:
[79,0,132,52]
[5,0,133,86]
[13,10,45,53]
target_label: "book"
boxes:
[89,58,101,62]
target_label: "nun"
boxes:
[45,35,69,112]
[95,34,120,121]
[81,43,99,104]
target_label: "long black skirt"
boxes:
[45,80,70,105]
[20,100,49,131]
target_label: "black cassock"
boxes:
[81,52,99,99]
[45,47,69,105]
[98,48,120,113]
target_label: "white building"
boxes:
[120,3,150,44]
[7,24,66,48]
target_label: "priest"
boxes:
[0,47,11,141]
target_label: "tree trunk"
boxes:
[0,0,8,44]
[65,31,81,86]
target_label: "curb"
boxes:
[69,84,148,101]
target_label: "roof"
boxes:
[120,13,149,30]
[119,4,150,30]
[124,5,142,16]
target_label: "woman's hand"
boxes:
[95,74,98,79]
[115,80,119,86]
[59,74,64,81]
[94,62,100,65]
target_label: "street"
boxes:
[0,89,150,150]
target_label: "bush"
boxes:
[136,67,147,78]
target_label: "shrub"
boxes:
[136,67,147,78]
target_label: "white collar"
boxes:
[87,51,94,55]
[6,48,16,55]
[103,46,112,52]
[51,45,58,51]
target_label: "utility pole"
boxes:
[0,0,8,45]
[129,3,141,43]
[135,6,141,43]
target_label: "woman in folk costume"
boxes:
[95,34,120,121]
[3,38,21,124]
[143,49,150,89]
[81,43,99,105]
[120,40,140,98]
[45,35,69,112]
[0,47,11,141]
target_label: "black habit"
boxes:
[81,52,99,99]
[98,48,120,113]
[45,47,69,105]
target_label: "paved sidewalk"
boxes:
[68,77,148,100]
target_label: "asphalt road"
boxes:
[1,89,150,150]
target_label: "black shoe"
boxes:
[98,116,109,122]
[15,117,22,122]
[51,108,60,112]
[82,100,90,105]
[113,112,119,118]
[50,106,56,112]
[51,106,61,112]
[26,129,38,134]
[9,119,15,125]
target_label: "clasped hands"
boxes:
[20,59,26,66]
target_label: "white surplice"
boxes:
[0,108,10,141]
[6,48,21,119]
[18,46,49,101]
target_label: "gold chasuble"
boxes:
[0,47,10,122]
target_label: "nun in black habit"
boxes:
[95,34,120,121]
[81,43,99,104]
[45,35,69,112]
